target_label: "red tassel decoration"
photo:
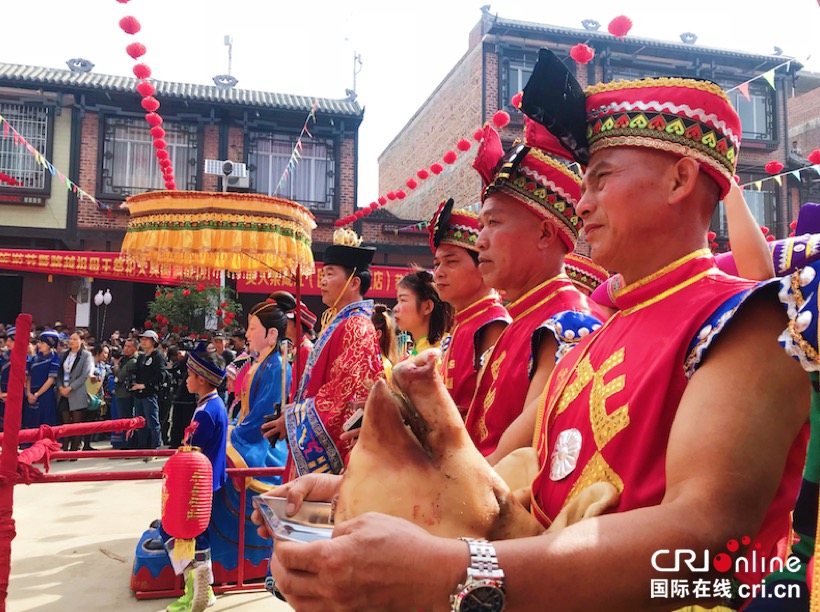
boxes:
[570,44,595,64]
[443,150,458,164]
[145,112,163,126]
[126,42,147,60]
[430,163,444,175]
[808,150,820,165]
[141,97,160,112]
[416,169,429,180]
[492,110,511,129]
[456,138,472,152]
[133,63,152,79]
[608,15,633,38]
[406,178,418,189]
[119,16,141,35]
[136,81,156,97]
[764,161,784,175]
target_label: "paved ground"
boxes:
[7,444,294,612]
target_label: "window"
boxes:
[100,116,199,197]
[713,182,775,237]
[247,133,335,211]
[0,102,52,195]
[499,49,539,112]
[727,84,774,141]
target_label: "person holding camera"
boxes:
[113,337,139,448]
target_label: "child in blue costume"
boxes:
[160,346,228,612]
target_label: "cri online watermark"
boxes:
[650,536,802,601]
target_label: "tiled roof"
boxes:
[491,17,798,66]
[0,63,364,116]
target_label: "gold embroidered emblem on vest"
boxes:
[490,351,506,380]
[562,451,624,509]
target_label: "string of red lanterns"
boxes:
[117,1,176,190]
[334,109,512,228]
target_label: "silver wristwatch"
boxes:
[450,538,506,612]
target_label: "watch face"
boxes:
[460,584,505,612]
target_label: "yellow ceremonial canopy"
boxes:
[120,190,316,281]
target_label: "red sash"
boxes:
[441,294,510,418]
[465,274,594,456]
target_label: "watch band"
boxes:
[459,538,504,582]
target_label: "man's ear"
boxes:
[537,218,561,250]
[670,157,700,206]
[349,274,362,294]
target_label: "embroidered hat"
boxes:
[428,198,481,254]
[796,202,820,236]
[564,253,610,296]
[323,227,376,271]
[287,301,318,330]
[473,123,583,251]
[585,77,741,198]
[39,330,60,348]
[187,348,226,388]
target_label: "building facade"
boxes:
[0,62,424,330]
[378,11,817,250]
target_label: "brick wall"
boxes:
[77,112,130,231]
[202,125,220,192]
[378,44,485,221]
[788,87,820,155]
[312,136,357,246]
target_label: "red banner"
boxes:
[0,249,216,285]
[236,263,415,299]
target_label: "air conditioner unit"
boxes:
[226,175,250,189]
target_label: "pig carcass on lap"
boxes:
[335,349,544,540]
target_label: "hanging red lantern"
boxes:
[406,178,418,190]
[126,42,147,60]
[492,110,510,129]
[510,92,523,109]
[766,235,775,242]
[808,150,820,165]
[396,190,407,199]
[765,161,784,175]
[456,138,472,152]
[161,446,213,562]
[570,44,595,65]
[150,126,166,139]
[153,138,168,149]
[473,128,484,141]
[378,196,387,205]
[369,201,379,210]
[136,81,155,98]
[159,158,172,168]
[119,16,142,35]
[608,15,633,38]
[386,191,397,201]
[333,219,345,227]
[430,163,444,175]
[443,150,458,165]
[156,149,170,160]
[145,112,163,126]
[141,97,160,112]
[133,63,152,79]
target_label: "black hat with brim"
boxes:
[323,245,376,270]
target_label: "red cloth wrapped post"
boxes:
[0,313,31,610]
[161,442,212,562]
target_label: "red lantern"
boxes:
[165,181,177,190]
[570,44,595,65]
[354,209,366,219]
[145,112,163,126]
[416,169,429,180]
[406,178,418,190]
[430,163,444,175]
[396,190,407,199]
[369,201,379,210]
[126,42,147,60]
[160,158,172,168]
[707,231,716,241]
[333,219,345,227]
[765,160,784,175]
[161,447,213,561]
[378,196,388,205]
[119,16,141,35]
[492,110,511,129]
[608,15,633,38]
[809,149,820,165]
[457,138,472,152]
[510,92,523,109]
[133,63,152,79]
[150,126,166,139]
[142,97,160,112]
[136,81,155,98]
[443,150,458,165]
[386,191,397,201]
[156,149,170,160]
[153,138,168,149]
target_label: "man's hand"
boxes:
[251,473,342,539]
[261,411,287,443]
[270,512,466,612]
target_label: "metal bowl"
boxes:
[252,495,333,543]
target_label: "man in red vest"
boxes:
[428,198,509,419]
[258,50,811,611]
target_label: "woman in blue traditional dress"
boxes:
[208,291,294,582]
[25,330,61,429]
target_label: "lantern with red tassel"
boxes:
[765,160,784,175]
[570,44,595,65]
[608,15,633,38]
[809,150,820,165]
[161,442,213,562]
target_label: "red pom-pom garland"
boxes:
[492,110,510,129]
